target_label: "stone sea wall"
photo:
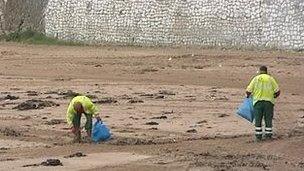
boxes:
[45,0,265,47]
[44,0,304,50]
[1,0,304,50]
[262,0,304,50]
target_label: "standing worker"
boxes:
[246,66,280,141]
[66,95,101,143]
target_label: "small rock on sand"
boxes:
[2,95,19,100]
[128,98,144,104]
[218,114,230,118]
[215,96,229,101]
[150,116,168,119]
[155,95,165,99]
[145,121,159,125]
[197,120,208,124]
[64,152,87,158]
[41,159,63,166]
[186,129,198,133]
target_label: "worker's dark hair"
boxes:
[259,65,268,73]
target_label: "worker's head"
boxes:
[259,65,268,74]
[73,102,84,114]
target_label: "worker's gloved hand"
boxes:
[95,116,102,122]
[274,90,281,98]
[71,126,76,133]
[246,91,251,98]
[71,126,79,134]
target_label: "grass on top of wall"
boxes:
[2,29,83,46]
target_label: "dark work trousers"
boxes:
[254,100,274,140]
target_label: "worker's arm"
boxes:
[84,98,101,122]
[246,77,256,98]
[271,77,280,98]
[66,102,75,126]
[81,96,101,122]
[88,105,101,121]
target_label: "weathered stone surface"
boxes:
[43,0,304,50]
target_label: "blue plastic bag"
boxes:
[236,97,254,123]
[92,121,111,142]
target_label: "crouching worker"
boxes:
[66,95,101,143]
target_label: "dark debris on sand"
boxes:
[186,129,198,133]
[0,127,22,137]
[64,152,87,158]
[150,116,168,119]
[2,95,19,100]
[23,159,63,167]
[128,98,144,104]
[145,121,159,125]
[13,99,59,110]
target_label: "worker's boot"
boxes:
[255,127,263,142]
[265,133,273,141]
[265,127,273,141]
[255,136,262,143]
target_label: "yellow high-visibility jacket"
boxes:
[247,74,279,105]
[66,96,98,125]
